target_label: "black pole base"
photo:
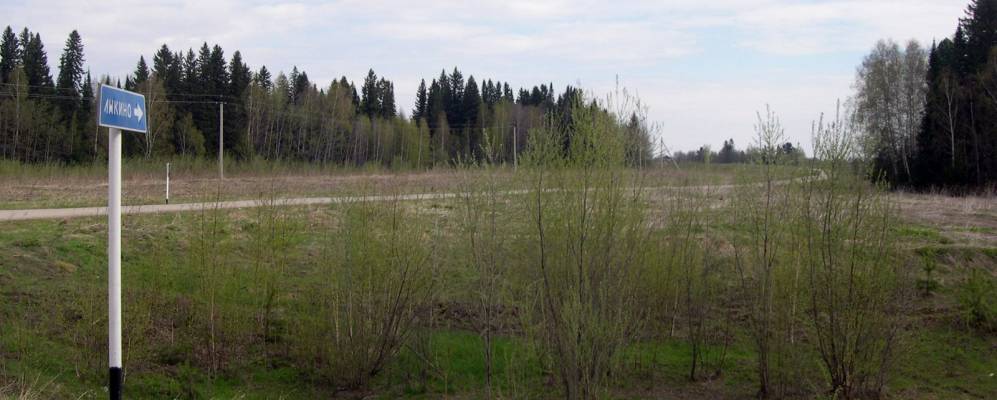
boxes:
[109,367,122,400]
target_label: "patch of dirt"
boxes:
[422,301,523,335]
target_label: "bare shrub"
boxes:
[799,107,913,399]
[301,197,436,390]
[730,106,810,398]
[522,91,650,399]
[247,193,303,363]
[661,186,732,381]
[458,159,513,398]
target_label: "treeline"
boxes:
[0,27,652,167]
[672,138,804,164]
[857,0,997,189]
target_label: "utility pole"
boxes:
[218,102,224,180]
[513,124,518,171]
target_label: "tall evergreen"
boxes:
[426,78,443,130]
[0,26,18,83]
[133,56,149,86]
[152,45,172,80]
[360,69,380,117]
[228,50,251,158]
[55,30,85,121]
[461,76,482,157]
[414,79,427,121]
[21,30,52,93]
[378,78,396,118]
[961,0,997,70]
[913,0,997,189]
[448,67,464,123]
[80,70,95,161]
[255,65,272,90]
[292,68,310,103]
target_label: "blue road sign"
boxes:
[99,85,148,133]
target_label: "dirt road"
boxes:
[0,191,493,222]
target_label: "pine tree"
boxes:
[438,70,452,123]
[360,69,380,117]
[292,68,309,104]
[80,70,96,162]
[414,79,427,121]
[0,26,18,83]
[21,30,53,93]
[178,48,197,118]
[461,76,483,158]
[427,78,442,130]
[208,45,229,97]
[378,78,396,118]
[55,30,85,122]
[133,55,149,86]
[255,65,272,90]
[961,0,997,71]
[228,50,252,158]
[449,67,464,123]
[152,45,172,80]
[151,45,181,94]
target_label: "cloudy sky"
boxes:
[4,0,968,153]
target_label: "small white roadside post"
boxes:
[98,84,148,400]
[165,162,170,204]
[219,102,224,180]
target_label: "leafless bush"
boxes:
[301,197,436,390]
[522,91,650,399]
[730,106,808,398]
[799,107,912,399]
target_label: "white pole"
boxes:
[165,162,170,204]
[108,127,123,400]
[219,102,224,180]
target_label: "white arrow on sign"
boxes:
[134,105,144,121]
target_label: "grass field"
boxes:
[1,161,995,399]
[0,159,795,210]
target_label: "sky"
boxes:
[2,0,969,153]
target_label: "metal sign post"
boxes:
[98,84,148,400]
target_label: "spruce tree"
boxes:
[21,31,53,93]
[378,78,396,118]
[292,68,309,104]
[133,55,149,86]
[414,79,427,121]
[961,0,997,71]
[461,76,482,158]
[449,67,464,122]
[80,70,95,161]
[0,26,18,83]
[255,65,272,90]
[360,69,380,117]
[228,50,252,158]
[56,30,85,122]
[152,45,172,80]
[427,78,442,130]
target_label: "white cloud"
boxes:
[1,0,969,151]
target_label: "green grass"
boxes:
[898,225,954,245]
[1,178,995,399]
[893,328,997,398]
